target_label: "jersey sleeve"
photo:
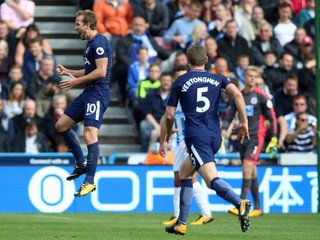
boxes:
[260,94,278,136]
[221,76,232,90]
[93,38,110,60]
[167,81,180,107]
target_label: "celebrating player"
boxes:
[55,10,112,197]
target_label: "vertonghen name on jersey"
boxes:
[181,77,220,92]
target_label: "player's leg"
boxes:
[190,172,213,225]
[242,136,263,217]
[163,144,185,225]
[165,157,195,235]
[192,136,251,232]
[74,90,110,197]
[163,171,180,225]
[249,165,262,217]
[56,97,86,180]
[241,161,254,198]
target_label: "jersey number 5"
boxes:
[196,87,210,113]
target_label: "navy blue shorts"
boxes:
[64,89,110,128]
[185,136,221,171]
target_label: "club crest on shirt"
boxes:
[251,97,257,105]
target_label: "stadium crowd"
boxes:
[0,0,317,158]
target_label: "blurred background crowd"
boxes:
[0,0,317,163]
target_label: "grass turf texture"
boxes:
[0,213,319,240]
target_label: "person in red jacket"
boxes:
[93,0,133,46]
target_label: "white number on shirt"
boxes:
[196,87,210,113]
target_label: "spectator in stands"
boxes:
[209,56,235,79]
[0,0,35,31]
[1,64,23,99]
[233,0,256,32]
[3,81,25,119]
[41,94,69,152]
[239,5,268,45]
[127,46,150,105]
[0,97,14,144]
[166,0,190,26]
[201,0,222,25]
[285,111,316,153]
[235,54,250,90]
[207,3,232,41]
[26,56,55,99]
[133,63,161,128]
[273,2,297,47]
[283,27,307,61]
[15,23,53,67]
[290,0,307,16]
[250,22,283,66]
[255,74,273,100]
[284,95,317,133]
[297,54,316,116]
[164,0,204,51]
[35,75,63,118]
[0,39,13,83]
[22,37,56,84]
[12,98,42,135]
[133,0,169,37]
[261,50,278,80]
[274,74,299,117]
[258,0,279,24]
[298,0,315,26]
[139,72,172,152]
[160,50,188,73]
[113,16,169,106]
[274,74,299,151]
[185,22,208,50]
[217,19,250,72]
[304,17,315,41]
[204,36,218,72]
[0,20,15,58]
[11,117,49,153]
[264,52,295,95]
[93,0,133,47]
[295,35,314,70]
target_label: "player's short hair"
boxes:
[76,10,97,30]
[186,44,206,66]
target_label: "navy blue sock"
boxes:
[178,179,193,225]
[85,142,100,184]
[210,177,241,208]
[61,129,85,168]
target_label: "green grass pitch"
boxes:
[0,213,319,240]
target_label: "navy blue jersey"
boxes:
[167,70,231,139]
[83,33,112,90]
